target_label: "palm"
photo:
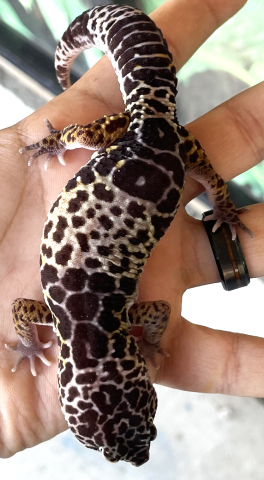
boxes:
[0,0,263,458]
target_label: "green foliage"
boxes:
[0,0,34,39]
[178,0,264,86]
[18,0,34,9]
[35,0,102,67]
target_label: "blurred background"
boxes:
[0,0,264,478]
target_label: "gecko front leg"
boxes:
[20,113,130,170]
[178,126,253,240]
[5,298,54,376]
[129,300,171,369]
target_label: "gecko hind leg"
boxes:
[179,126,253,240]
[5,299,54,376]
[128,300,171,369]
[19,112,130,170]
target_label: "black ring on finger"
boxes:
[202,210,250,291]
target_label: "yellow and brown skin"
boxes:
[6,4,251,467]
[21,113,130,169]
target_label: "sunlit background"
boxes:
[0,0,263,478]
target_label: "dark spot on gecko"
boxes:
[90,230,100,240]
[217,178,224,188]
[60,362,73,387]
[68,417,77,425]
[97,245,113,257]
[47,299,71,339]
[98,215,113,231]
[151,215,173,240]
[216,195,226,203]
[125,388,139,408]
[113,159,169,202]
[61,343,70,359]
[76,372,97,384]
[127,201,146,219]
[72,216,85,228]
[121,360,136,371]
[157,188,181,214]
[93,183,115,202]
[113,229,127,239]
[154,152,184,187]
[77,423,98,438]
[66,405,78,415]
[91,391,114,416]
[67,190,89,213]
[53,215,68,243]
[96,117,106,124]
[127,336,138,356]
[76,323,108,359]
[78,410,99,436]
[66,292,99,321]
[42,244,52,258]
[154,88,168,98]
[49,285,66,303]
[43,220,53,239]
[124,218,134,229]
[111,332,127,359]
[109,264,126,274]
[41,264,59,289]
[124,381,133,390]
[86,207,95,219]
[67,387,80,403]
[188,150,199,163]
[102,294,126,312]
[110,206,122,216]
[137,391,149,410]
[119,244,131,257]
[72,336,100,370]
[62,268,88,291]
[76,232,90,252]
[98,310,120,332]
[119,277,136,295]
[100,384,123,406]
[65,178,77,192]
[89,272,116,293]
[55,244,73,266]
[78,167,95,185]
[126,366,141,379]
[50,196,61,213]
[85,258,102,269]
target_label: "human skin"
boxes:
[0,0,263,458]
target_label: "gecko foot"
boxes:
[137,338,170,369]
[204,204,253,241]
[5,339,53,376]
[19,119,66,170]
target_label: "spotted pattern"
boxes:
[8,2,252,469]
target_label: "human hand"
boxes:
[0,0,263,458]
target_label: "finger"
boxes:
[183,81,264,203]
[186,203,264,288]
[157,314,264,398]
[151,0,247,69]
